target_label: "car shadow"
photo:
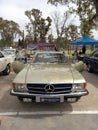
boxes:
[0,89,74,116]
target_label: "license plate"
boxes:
[40,97,60,103]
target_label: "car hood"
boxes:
[13,64,85,84]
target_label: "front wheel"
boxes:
[3,64,10,75]
[87,64,93,73]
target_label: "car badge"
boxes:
[44,84,55,93]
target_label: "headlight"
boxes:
[12,83,28,92]
[72,83,85,92]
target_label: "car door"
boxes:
[93,50,98,71]
[0,51,6,72]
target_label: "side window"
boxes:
[0,52,4,58]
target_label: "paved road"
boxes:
[0,70,98,130]
[0,114,98,130]
[0,71,98,113]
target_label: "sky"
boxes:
[0,0,98,39]
[0,0,56,29]
[0,0,68,29]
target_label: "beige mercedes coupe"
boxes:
[10,51,89,103]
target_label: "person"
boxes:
[82,45,86,54]
[72,48,78,63]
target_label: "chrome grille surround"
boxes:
[27,83,72,95]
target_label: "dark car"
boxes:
[84,49,98,72]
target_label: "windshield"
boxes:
[33,53,68,64]
[3,51,15,55]
[3,49,16,55]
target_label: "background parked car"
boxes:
[2,48,17,63]
[0,51,12,75]
[84,49,98,72]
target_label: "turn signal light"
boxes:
[12,83,15,88]
[84,82,87,89]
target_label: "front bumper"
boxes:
[10,89,89,100]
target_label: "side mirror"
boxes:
[72,61,84,72]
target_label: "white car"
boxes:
[10,51,88,103]
[0,51,12,75]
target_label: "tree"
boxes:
[0,17,21,46]
[48,0,98,17]
[48,34,54,43]
[75,1,95,36]
[52,11,68,38]
[25,9,42,43]
[47,0,70,5]
[92,0,98,17]
[48,0,96,36]
[25,9,52,43]
[65,25,79,42]
[52,11,75,47]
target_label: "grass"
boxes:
[64,49,92,56]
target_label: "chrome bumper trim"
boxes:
[10,89,89,97]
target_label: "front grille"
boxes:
[27,83,72,94]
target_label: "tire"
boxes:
[87,64,93,73]
[17,96,23,102]
[3,64,10,75]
